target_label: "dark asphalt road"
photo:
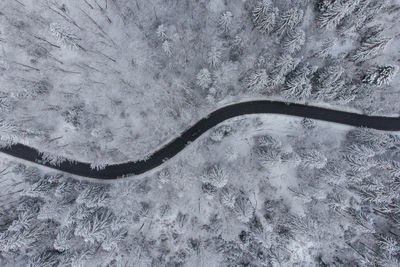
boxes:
[1,100,399,179]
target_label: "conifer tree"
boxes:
[351,29,391,63]
[207,47,222,68]
[201,165,229,188]
[196,68,212,90]
[317,0,360,29]
[270,55,301,86]
[314,63,345,101]
[282,28,305,54]
[275,8,304,37]
[362,65,398,86]
[161,40,173,56]
[218,11,233,33]
[252,0,278,34]
[50,23,79,50]
[54,225,74,252]
[74,208,115,244]
[283,63,316,100]
[0,121,19,147]
[156,24,168,40]
[300,149,327,169]
[244,69,269,92]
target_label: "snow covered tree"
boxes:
[300,149,327,169]
[317,0,360,29]
[282,28,305,54]
[254,134,283,166]
[20,167,43,184]
[378,237,400,263]
[345,155,374,174]
[275,8,304,37]
[244,69,269,92]
[136,201,150,219]
[229,35,244,61]
[174,212,189,230]
[270,55,301,86]
[314,38,335,58]
[90,160,108,171]
[252,0,278,34]
[16,196,41,214]
[338,0,388,36]
[49,23,79,50]
[224,145,238,162]
[101,228,127,251]
[207,47,222,68]
[362,65,398,86]
[282,63,316,100]
[54,180,77,204]
[196,68,212,89]
[256,10,278,35]
[54,225,74,252]
[157,168,170,185]
[387,161,400,178]
[0,226,41,252]
[37,198,68,222]
[218,11,233,33]
[0,121,19,147]
[219,186,237,208]
[210,125,232,142]
[201,165,229,188]
[301,118,316,130]
[254,51,273,69]
[76,184,110,208]
[29,250,60,267]
[206,87,217,103]
[233,192,254,222]
[281,152,302,166]
[23,80,53,99]
[252,0,272,25]
[66,204,92,224]
[156,24,168,40]
[74,208,115,244]
[314,63,346,101]
[162,40,173,57]
[256,134,281,149]
[8,211,36,232]
[343,144,375,172]
[40,152,67,167]
[0,98,10,113]
[62,104,85,128]
[351,29,391,63]
[256,146,282,166]
[23,176,57,199]
[346,128,392,154]
[319,160,346,185]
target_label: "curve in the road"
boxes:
[1,100,399,179]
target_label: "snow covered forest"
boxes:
[0,0,400,266]
[0,0,399,165]
[1,115,400,266]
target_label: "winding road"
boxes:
[1,100,399,179]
